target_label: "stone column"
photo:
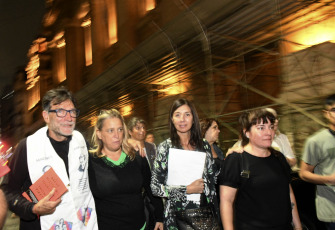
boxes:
[51,46,66,85]
[116,0,140,56]
[65,25,85,92]
[89,0,109,77]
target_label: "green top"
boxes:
[105,151,127,165]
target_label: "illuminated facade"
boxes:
[9,0,198,143]
[7,0,335,154]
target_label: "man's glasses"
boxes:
[48,109,80,118]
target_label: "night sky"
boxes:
[0,0,45,94]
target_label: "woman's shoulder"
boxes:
[220,152,243,179]
[134,153,146,163]
[133,153,151,171]
[157,138,172,149]
[269,148,291,169]
[202,139,211,151]
[225,151,244,162]
[144,141,155,150]
[88,153,99,161]
[270,147,285,159]
[88,154,105,171]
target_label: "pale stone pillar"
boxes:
[51,46,66,85]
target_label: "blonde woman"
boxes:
[88,109,163,230]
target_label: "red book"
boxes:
[22,167,68,203]
[0,159,10,178]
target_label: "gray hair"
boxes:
[42,86,77,111]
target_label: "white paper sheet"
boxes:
[166,148,206,203]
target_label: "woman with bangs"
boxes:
[151,98,219,230]
[219,109,302,230]
[88,109,163,230]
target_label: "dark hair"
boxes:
[127,117,146,131]
[42,86,77,111]
[325,94,335,107]
[169,98,204,151]
[239,108,276,146]
[199,118,219,138]
[146,132,154,137]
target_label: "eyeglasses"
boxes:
[48,109,80,118]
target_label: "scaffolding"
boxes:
[74,0,335,156]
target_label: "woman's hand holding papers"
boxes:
[186,178,204,194]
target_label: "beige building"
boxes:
[8,0,335,157]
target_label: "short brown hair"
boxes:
[239,109,276,146]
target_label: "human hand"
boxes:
[186,179,204,194]
[154,222,164,230]
[127,139,146,157]
[225,146,243,157]
[32,188,61,216]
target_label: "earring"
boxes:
[246,134,249,138]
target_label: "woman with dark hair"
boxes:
[151,98,219,230]
[200,118,224,165]
[219,109,302,230]
[88,109,163,230]
[128,117,157,170]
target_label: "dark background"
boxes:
[0,0,45,94]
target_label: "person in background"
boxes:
[200,118,224,229]
[128,117,156,170]
[265,108,297,167]
[220,108,301,230]
[145,133,155,145]
[200,118,224,164]
[151,98,219,230]
[300,94,335,230]
[0,87,98,230]
[89,109,163,230]
[127,117,160,229]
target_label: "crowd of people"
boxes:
[0,86,334,230]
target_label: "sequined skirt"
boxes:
[175,206,220,230]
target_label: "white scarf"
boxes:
[27,126,98,230]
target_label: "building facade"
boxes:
[4,0,335,157]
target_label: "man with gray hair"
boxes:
[1,87,98,230]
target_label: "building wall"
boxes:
[278,42,335,158]
[7,0,335,159]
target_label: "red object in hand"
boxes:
[0,159,10,178]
